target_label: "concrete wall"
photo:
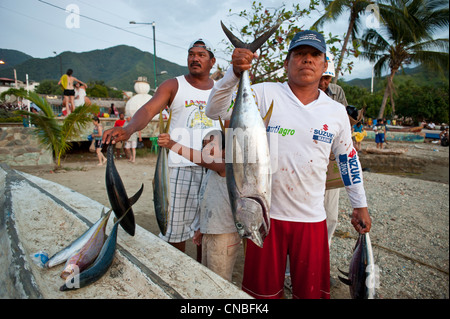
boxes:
[0,127,53,166]
[0,118,162,167]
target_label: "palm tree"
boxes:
[312,0,372,83]
[3,88,99,168]
[359,0,449,119]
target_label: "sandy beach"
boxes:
[13,140,449,299]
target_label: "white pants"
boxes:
[324,188,340,246]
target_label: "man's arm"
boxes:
[205,68,239,120]
[158,133,225,176]
[332,107,371,233]
[103,78,177,144]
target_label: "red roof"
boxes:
[0,77,15,82]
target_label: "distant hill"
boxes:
[0,49,33,74]
[344,65,449,91]
[0,45,188,91]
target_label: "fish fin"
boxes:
[104,208,113,219]
[338,276,352,286]
[128,183,144,206]
[218,116,225,132]
[221,21,248,50]
[221,19,283,53]
[164,110,172,133]
[338,267,349,277]
[262,101,273,128]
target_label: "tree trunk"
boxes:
[378,70,396,119]
[333,14,355,84]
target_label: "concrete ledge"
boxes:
[0,164,251,299]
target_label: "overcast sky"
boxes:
[1,0,448,82]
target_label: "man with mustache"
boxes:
[206,30,371,299]
[103,39,220,259]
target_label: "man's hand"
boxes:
[351,207,371,234]
[157,133,175,149]
[102,127,130,145]
[231,48,257,77]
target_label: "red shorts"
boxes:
[242,218,330,299]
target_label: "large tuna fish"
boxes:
[153,110,172,235]
[60,208,131,291]
[105,144,144,236]
[45,208,111,268]
[339,231,377,299]
[60,209,113,280]
[221,21,280,247]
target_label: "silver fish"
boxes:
[152,110,172,235]
[221,21,280,248]
[60,208,130,291]
[45,208,111,268]
[60,209,112,280]
[339,232,377,299]
[105,143,144,236]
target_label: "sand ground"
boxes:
[14,140,449,299]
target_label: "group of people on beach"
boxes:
[99,27,371,300]
[57,68,90,116]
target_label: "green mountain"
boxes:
[344,65,449,91]
[0,49,33,73]
[0,45,188,91]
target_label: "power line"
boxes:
[0,3,120,52]
[37,0,186,51]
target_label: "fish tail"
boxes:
[165,110,172,133]
[218,116,225,132]
[220,20,283,52]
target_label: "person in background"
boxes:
[440,126,449,147]
[124,116,142,163]
[74,82,88,108]
[58,69,87,115]
[318,53,349,247]
[352,121,366,151]
[375,118,387,149]
[113,112,126,158]
[92,116,107,166]
[109,103,119,118]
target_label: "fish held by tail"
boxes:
[153,110,172,235]
[105,143,144,236]
[220,20,282,52]
[221,21,279,248]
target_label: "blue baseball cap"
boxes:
[289,30,326,53]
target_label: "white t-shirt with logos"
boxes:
[206,68,367,223]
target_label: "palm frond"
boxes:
[14,109,61,153]
[61,104,99,143]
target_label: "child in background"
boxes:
[352,122,366,151]
[157,129,240,282]
[113,112,126,158]
[375,118,387,149]
[92,117,107,165]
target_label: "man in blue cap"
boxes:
[206,30,371,299]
